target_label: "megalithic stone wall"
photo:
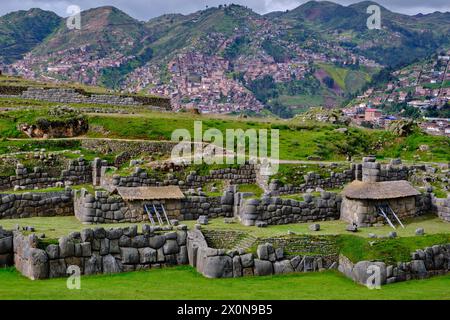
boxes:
[0,158,92,191]
[13,225,189,280]
[338,244,450,286]
[0,190,73,219]
[187,229,337,279]
[239,192,342,227]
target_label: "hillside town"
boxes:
[343,51,450,136]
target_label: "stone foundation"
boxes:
[239,192,342,226]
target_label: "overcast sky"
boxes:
[1,0,450,21]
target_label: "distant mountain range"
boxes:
[1,1,449,115]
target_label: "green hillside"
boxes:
[0,8,61,63]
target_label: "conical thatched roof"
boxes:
[114,186,185,201]
[342,180,420,200]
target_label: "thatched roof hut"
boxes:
[342,180,420,200]
[113,186,185,201]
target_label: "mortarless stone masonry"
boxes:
[13,225,188,280]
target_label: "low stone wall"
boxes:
[81,140,177,167]
[0,190,73,219]
[187,229,337,279]
[13,225,188,280]
[435,196,450,222]
[6,88,144,107]
[74,189,130,224]
[239,192,342,226]
[270,170,354,195]
[269,160,430,196]
[0,227,13,266]
[0,158,92,191]
[181,195,233,221]
[338,244,450,286]
[106,165,257,190]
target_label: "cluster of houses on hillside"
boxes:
[342,103,450,136]
[10,45,133,85]
[350,52,450,111]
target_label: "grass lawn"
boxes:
[0,266,449,300]
[1,215,448,241]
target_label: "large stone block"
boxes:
[274,260,294,274]
[352,261,387,286]
[202,255,233,278]
[163,239,180,255]
[84,254,102,275]
[49,259,66,278]
[102,254,121,274]
[120,247,139,264]
[59,237,74,258]
[149,235,166,249]
[138,247,157,264]
[254,259,273,276]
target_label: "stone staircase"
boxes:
[231,234,258,252]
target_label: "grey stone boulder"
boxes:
[388,231,397,238]
[257,244,269,260]
[410,260,427,275]
[120,247,139,264]
[28,248,49,280]
[84,254,102,275]
[275,248,284,260]
[102,254,121,274]
[163,239,179,255]
[197,215,209,225]
[254,259,273,276]
[240,253,254,268]
[274,260,294,274]
[415,228,425,236]
[0,236,13,254]
[45,244,59,260]
[233,255,243,278]
[80,229,93,242]
[80,242,92,257]
[149,235,166,249]
[58,237,74,258]
[352,261,387,286]
[138,247,157,264]
[290,256,302,270]
[309,224,320,231]
[49,259,66,278]
[203,255,233,278]
[176,245,188,265]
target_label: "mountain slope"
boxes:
[0,8,61,64]
[276,1,450,68]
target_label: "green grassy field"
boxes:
[0,266,448,300]
[2,215,447,241]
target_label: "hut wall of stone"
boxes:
[238,192,342,226]
[340,195,427,226]
[75,189,234,223]
[101,165,257,191]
